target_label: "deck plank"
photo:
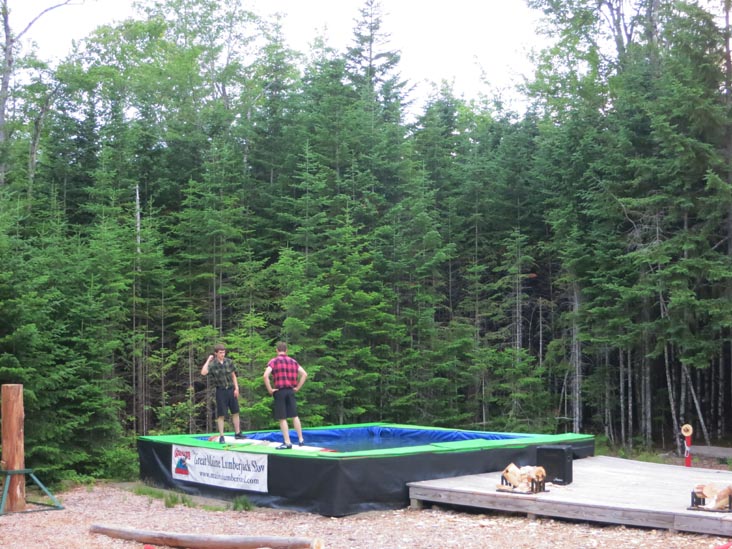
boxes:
[407,455,732,536]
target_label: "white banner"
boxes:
[172,444,268,493]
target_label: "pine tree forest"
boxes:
[2,0,732,481]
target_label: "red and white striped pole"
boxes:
[681,424,693,467]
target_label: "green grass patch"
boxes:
[232,495,253,511]
[200,503,229,511]
[626,450,664,464]
[129,483,251,511]
[161,491,196,508]
[132,485,167,500]
[164,492,180,508]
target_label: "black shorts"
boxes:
[273,387,297,420]
[215,387,240,417]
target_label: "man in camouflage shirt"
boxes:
[201,344,245,443]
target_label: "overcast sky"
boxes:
[11,0,545,109]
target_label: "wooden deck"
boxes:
[407,455,732,536]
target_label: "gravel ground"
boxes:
[0,456,731,548]
[0,481,730,548]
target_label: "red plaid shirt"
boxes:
[267,353,300,389]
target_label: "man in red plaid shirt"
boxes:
[263,341,308,449]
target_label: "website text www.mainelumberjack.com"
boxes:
[200,470,261,485]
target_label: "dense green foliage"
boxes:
[2,0,732,480]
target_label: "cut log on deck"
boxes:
[89,524,324,549]
[691,446,732,460]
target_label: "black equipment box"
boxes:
[537,444,573,485]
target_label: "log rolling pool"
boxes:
[138,422,594,516]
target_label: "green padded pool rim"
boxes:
[138,422,594,460]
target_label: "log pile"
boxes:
[497,463,547,493]
[693,483,732,511]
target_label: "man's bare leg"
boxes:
[293,416,303,444]
[279,418,292,445]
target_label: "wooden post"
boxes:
[1,384,26,512]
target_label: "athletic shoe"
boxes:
[276,443,292,450]
[234,432,246,439]
[219,435,225,443]
[298,439,304,446]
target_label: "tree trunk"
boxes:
[657,287,684,454]
[571,281,582,433]
[642,345,651,446]
[664,342,682,455]
[619,347,626,446]
[27,82,61,194]
[682,363,711,446]
[538,298,544,369]
[0,0,73,185]
[0,0,14,185]
[514,238,523,355]
[604,349,614,444]
[718,352,724,441]
[627,347,633,451]
[724,0,732,447]
[133,185,140,434]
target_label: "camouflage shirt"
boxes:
[208,357,236,389]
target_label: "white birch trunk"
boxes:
[619,348,626,446]
[571,281,582,433]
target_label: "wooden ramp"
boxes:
[408,455,732,536]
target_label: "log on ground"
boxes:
[89,523,324,549]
